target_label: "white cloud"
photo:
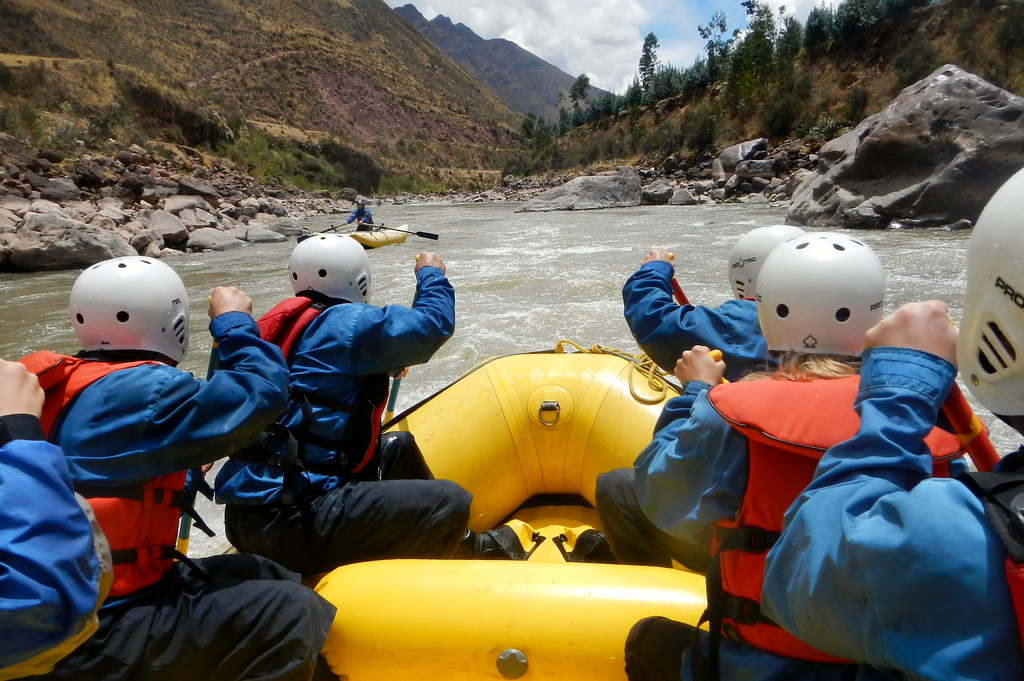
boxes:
[386,0,834,94]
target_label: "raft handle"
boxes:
[538,400,561,425]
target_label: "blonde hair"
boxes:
[741,352,860,382]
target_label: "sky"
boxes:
[384,0,834,94]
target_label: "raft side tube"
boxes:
[316,559,707,680]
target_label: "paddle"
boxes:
[941,382,1000,472]
[666,252,690,305]
[376,224,439,241]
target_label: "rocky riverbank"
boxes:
[0,129,815,272]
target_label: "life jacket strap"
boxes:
[715,526,781,554]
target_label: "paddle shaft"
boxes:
[942,382,1000,472]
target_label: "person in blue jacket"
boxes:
[344,198,373,230]
[626,233,897,681]
[218,234,514,576]
[759,170,1024,679]
[18,256,337,681]
[597,225,805,568]
[0,359,111,680]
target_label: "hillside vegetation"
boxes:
[509,0,1024,177]
[0,0,522,192]
[0,0,1021,194]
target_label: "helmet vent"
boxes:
[734,279,746,296]
[76,313,84,324]
[318,269,328,278]
[835,308,850,322]
[357,274,369,296]
[116,311,130,323]
[173,316,186,345]
[776,304,790,318]
[977,321,1016,375]
[833,243,846,251]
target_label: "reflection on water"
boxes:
[1,202,1016,555]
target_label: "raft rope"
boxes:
[553,339,679,405]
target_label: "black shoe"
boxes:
[474,525,528,560]
[624,616,695,681]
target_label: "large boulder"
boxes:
[518,167,642,212]
[641,179,675,205]
[788,65,1024,229]
[7,213,135,270]
[713,139,768,181]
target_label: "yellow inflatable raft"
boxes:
[315,342,707,680]
[347,225,410,249]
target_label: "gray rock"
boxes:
[668,188,698,205]
[255,217,306,237]
[713,139,768,180]
[137,210,189,246]
[25,200,66,217]
[735,160,778,181]
[179,206,219,230]
[0,195,31,215]
[163,195,211,216]
[178,176,221,205]
[130,229,164,254]
[641,179,675,205]
[788,65,1024,228]
[187,227,244,251]
[518,167,642,212]
[41,178,82,202]
[8,213,135,270]
[244,225,288,243]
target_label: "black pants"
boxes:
[595,467,708,573]
[625,616,696,681]
[226,432,473,575]
[37,554,336,681]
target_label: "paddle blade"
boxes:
[416,231,439,240]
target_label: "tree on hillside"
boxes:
[639,32,659,94]
[570,74,591,108]
[698,11,731,82]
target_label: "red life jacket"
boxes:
[704,375,964,664]
[257,296,388,478]
[19,350,187,599]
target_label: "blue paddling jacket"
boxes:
[216,265,455,506]
[0,415,104,676]
[623,260,771,382]
[761,347,1023,680]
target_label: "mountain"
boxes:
[393,4,607,124]
[0,0,523,184]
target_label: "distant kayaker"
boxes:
[216,234,520,577]
[0,360,111,679]
[760,169,1024,679]
[17,256,336,681]
[596,225,804,569]
[344,197,374,231]
[625,233,966,681]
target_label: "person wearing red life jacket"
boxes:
[0,359,111,680]
[217,234,516,576]
[17,255,336,681]
[625,233,968,681]
[597,225,806,570]
[760,170,1024,679]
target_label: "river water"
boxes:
[1,201,1016,555]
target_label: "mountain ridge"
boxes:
[393,4,606,124]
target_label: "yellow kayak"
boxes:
[347,225,410,249]
[315,342,707,680]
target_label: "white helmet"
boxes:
[727,225,806,299]
[957,167,1024,415]
[70,256,189,362]
[756,232,885,356]
[289,234,371,303]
